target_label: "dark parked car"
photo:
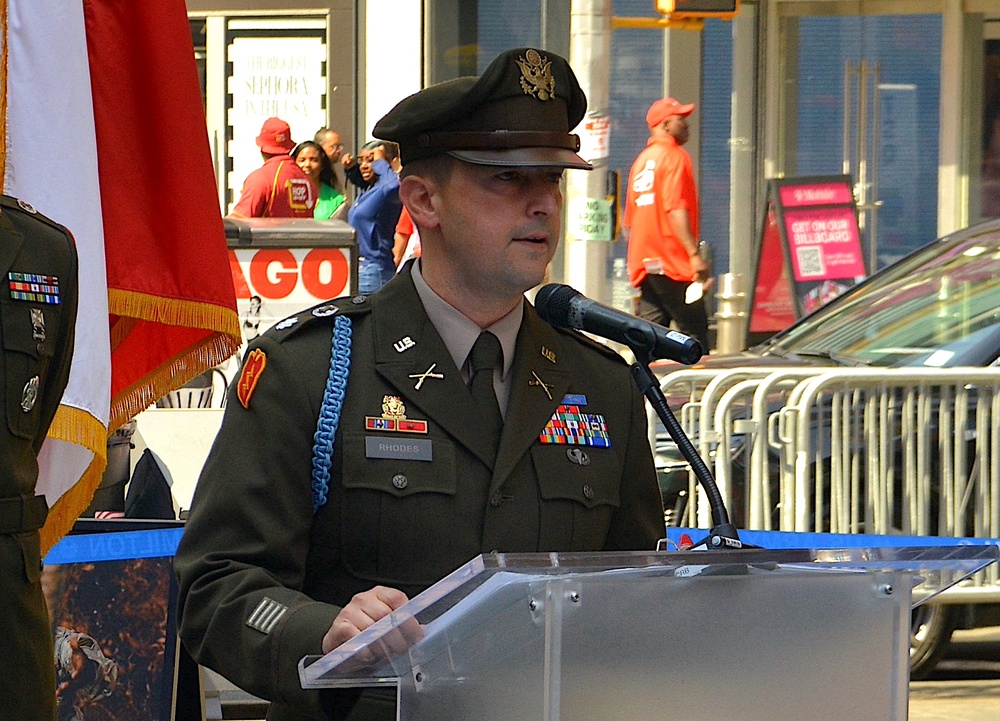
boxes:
[652,219,1000,678]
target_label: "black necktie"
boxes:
[469,331,504,450]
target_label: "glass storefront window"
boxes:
[700,18,735,276]
[780,12,942,270]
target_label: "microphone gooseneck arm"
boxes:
[533,282,746,549]
[629,345,744,550]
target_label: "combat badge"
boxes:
[237,349,267,409]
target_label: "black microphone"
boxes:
[534,283,703,365]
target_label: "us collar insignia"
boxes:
[238,349,267,409]
[517,49,555,101]
[394,336,416,353]
[540,346,556,363]
[366,394,428,433]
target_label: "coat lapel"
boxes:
[370,274,498,467]
[489,307,572,495]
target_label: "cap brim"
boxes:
[258,140,296,155]
[448,147,593,170]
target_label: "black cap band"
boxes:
[415,130,582,152]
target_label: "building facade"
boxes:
[187,0,1000,320]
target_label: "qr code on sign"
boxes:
[796,246,825,278]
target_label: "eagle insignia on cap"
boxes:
[517,49,555,101]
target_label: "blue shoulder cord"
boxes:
[311,314,352,512]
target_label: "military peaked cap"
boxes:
[373,48,592,170]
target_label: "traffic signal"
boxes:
[656,0,740,19]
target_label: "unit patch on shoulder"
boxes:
[238,348,267,409]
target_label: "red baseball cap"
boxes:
[646,98,695,129]
[256,117,296,155]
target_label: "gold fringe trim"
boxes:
[109,331,242,432]
[40,459,106,555]
[106,288,242,431]
[46,404,108,456]
[39,405,109,554]
[108,289,242,338]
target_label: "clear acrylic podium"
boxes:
[300,546,997,721]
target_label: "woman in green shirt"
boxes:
[292,141,345,219]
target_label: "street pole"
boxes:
[565,0,613,304]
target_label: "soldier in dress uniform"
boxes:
[0,195,79,721]
[175,48,663,721]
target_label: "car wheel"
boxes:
[909,603,957,680]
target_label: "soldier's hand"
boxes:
[322,586,410,654]
[341,153,355,169]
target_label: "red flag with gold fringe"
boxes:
[3,0,242,550]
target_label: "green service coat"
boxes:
[175,269,663,720]
[0,195,78,721]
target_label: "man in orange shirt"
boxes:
[623,98,710,350]
[231,117,316,218]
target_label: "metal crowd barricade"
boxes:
[773,369,999,532]
[652,366,832,528]
[773,367,1000,598]
[651,365,1000,598]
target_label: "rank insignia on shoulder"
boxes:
[274,317,298,331]
[312,305,338,318]
[538,405,610,447]
[238,349,267,409]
